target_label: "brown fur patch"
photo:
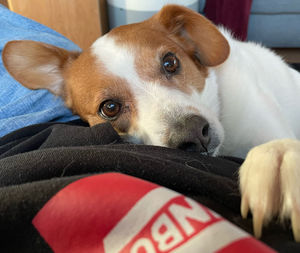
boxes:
[154,5,230,67]
[109,24,207,94]
[64,49,137,133]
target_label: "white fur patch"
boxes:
[215,28,300,157]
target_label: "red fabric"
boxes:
[204,0,253,41]
[32,173,276,253]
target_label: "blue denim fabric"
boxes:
[0,5,80,137]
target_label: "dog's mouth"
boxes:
[121,132,221,156]
[121,114,222,156]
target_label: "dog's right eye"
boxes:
[162,52,180,76]
[98,100,121,120]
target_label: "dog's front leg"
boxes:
[239,139,300,241]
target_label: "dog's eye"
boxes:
[162,52,180,75]
[99,100,121,120]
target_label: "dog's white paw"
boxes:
[239,139,300,241]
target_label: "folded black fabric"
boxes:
[0,121,298,252]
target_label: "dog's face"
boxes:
[2,5,229,155]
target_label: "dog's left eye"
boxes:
[162,52,180,75]
[99,100,121,120]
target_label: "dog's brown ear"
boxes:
[154,4,230,67]
[2,40,80,96]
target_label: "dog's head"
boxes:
[2,5,229,155]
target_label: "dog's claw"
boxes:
[242,196,264,238]
[241,196,249,219]
[253,209,264,239]
[292,208,300,242]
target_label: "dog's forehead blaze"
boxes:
[65,49,137,132]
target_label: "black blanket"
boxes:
[0,120,299,252]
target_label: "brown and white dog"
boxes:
[2,5,300,241]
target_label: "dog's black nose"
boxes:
[168,115,210,152]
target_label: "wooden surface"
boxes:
[99,0,109,34]
[7,0,103,50]
[0,0,8,7]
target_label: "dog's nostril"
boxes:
[178,142,198,152]
[168,115,211,153]
[202,123,209,137]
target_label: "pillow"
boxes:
[0,5,80,137]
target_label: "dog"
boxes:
[2,5,300,241]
